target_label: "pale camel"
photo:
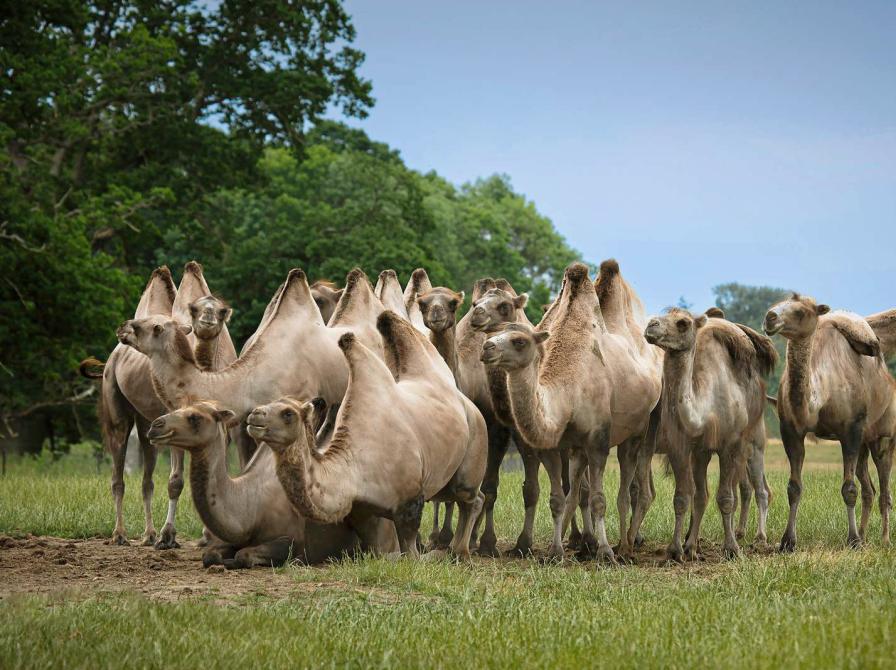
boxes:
[481,262,662,562]
[262,311,487,558]
[644,309,777,559]
[117,268,386,444]
[866,308,896,360]
[415,284,465,548]
[312,280,343,325]
[374,270,411,321]
[765,294,896,549]
[173,261,237,371]
[403,268,432,335]
[146,400,396,567]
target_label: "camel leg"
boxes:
[427,503,442,550]
[202,541,237,568]
[870,438,893,547]
[736,470,751,542]
[615,438,639,561]
[437,502,455,549]
[473,422,510,557]
[156,447,184,550]
[745,441,770,546]
[585,442,615,564]
[109,423,132,546]
[559,449,590,558]
[666,446,694,563]
[510,440,541,556]
[395,496,425,559]
[560,451,582,549]
[684,449,711,561]
[135,417,158,546]
[779,423,806,552]
[627,442,656,549]
[841,422,863,548]
[451,491,485,560]
[718,446,742,559]
[225,539,294,569]
[856,444,874,543]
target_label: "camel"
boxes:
[173,261,237,371]
[415,283,465,547]
[644,309,777,560]
[79,263,235,549]
[262,311,487,558]
[311,280,343,325]
[374,270,411,321]
[481,262,662,562]
[403,268,432,335]
[867,308,896,360]
[765,294,896,549]
[117,267,386,444]
[145,400,396,567]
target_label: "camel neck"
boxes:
[486,367,514,427]
[662,347,705,438]
[193,336,219,371]
[505,354,557,450]
[273,433,351,525]
[783,334,814,427]
[429,326,459,381]
[188,430,255,544]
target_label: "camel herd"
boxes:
[80,259,896,568]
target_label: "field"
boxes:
[1,441,894,669]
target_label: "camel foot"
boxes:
[507,533,534,558]
[140,531,157,547]
[666,543,685,564]
[779,532,797,553]
[436,527,454,549]
[474,539,500,558]
[735,529,746,541]
[751,534,768,548]
[576,534,598,560]
[425,531,440,552]
[613,544,636,564]
[155,526,180,550]
[633,532,645,549]
[567,528,583,551]
[723,543,742,560]
[847,534,863,550]
[111,532,130,547]
[595,544,617,565]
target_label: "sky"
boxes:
[335,1,895,315]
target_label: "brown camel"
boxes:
[117,268,386,446]
[765,294,896,549]
[146,400,397,567]
[415,283,465,548]
[866,308,896,360]
[481,262,662,562]
[311,280,343,325]
[644,309,777,559]
[80,263,234,549]
[260,311,487,558]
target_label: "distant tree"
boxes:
[712,283,791,331]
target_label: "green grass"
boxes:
[2,441,894,669]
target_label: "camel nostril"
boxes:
[483,341,495,351]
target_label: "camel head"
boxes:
[469,288,528,332]
[117,315,195,363]
[246,397,325,452]
[417,287,464,332]
[480,323,549,370]
[311,280,343,324]
[764,293,830,340]
[188,295,232,341]
[644,309,707,352]
[146,401,236,451]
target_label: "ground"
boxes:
[0,441,893,668]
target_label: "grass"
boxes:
[2,441,894,669]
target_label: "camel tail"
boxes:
[79,357,105,379]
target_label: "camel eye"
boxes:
[218,309,227,320]
[512,338,526,349]
[281,409,295,421]
[188,414,201,429]
[499,303,511,315]
[676,319,689,331]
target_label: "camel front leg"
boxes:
[627,440,656,549]
[745,440,770,545]
[615,438,639,561]
[684,448,711,560]
[450,491,485,560]
[841,422,863,548]
[717,446,742,559]
[870,438,893,547]
[225,539,294,569]
[856,444,874,544]
[510,440,541,556]
[559,449,589,558]
[585,443,614,564]
[665,445,694,563]
[156,447,184,550]
[109,424,132,546]
[395,496,425,559]
[438,502,455,548]
[473,422,511,557]
[779,423,806,552]
[136,417,158,546]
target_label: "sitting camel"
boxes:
[263,311,487,558]
[80,262,234,548]
[481,262,662,562]
[146,400,396,567]
[644,309,777,559]
[765,294,896,549]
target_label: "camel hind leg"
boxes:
[745,437,770,545]
[684,448,711,560]
[615,438,640,560]
[717,445,743,559]
[510,439,541,556]
[437,502,455,549]
[472,422,511,557]
[779,423,806,552]
[225,539,294,569]
[450,490,485,560]
[135,416,158,546]
[856,444,875,543]
[394,496,425,558]
[156,447,184,550]
[870,437,893,547]
[840,421,864,548]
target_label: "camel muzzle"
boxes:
[146,418,173,443]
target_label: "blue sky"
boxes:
[336,1,895,315]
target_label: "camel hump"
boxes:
[375,269,408,316]
[377,310,433,380]
[184,260,203,276]
[79,357,105,379]
[494,278,518,296]
[331,268,381,326]
[706,321,758,376]
[827,313,882,358]
[599,258,620,277]
[173,260,213,322]
[865,308,896,358]
[736,324,779,376]
[471,277,497,302]
[135,266,177,318]
[705,307,725,319]
[339,330,396,388]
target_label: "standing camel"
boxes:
[765,294,896,550]
[644,309,777,560]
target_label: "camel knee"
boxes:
[880,492,893,513]
[167,474,184,500]
[673,492,689,517]
[549,491,565,518]
[111,480,125,498]
[141,477,154,498]
[590,491,607,518]
[521,480,539,508]
[716,490,735,515]
[841,480,858,507]
[787,479,801,505]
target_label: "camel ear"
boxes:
[816,304,831,316]
[211,408,237,426]
[179,323,193,336]
[220,307,233,323]
[456,291,465,304]
[694,315,708,329]
[533,330,550,344]
[513,293,529,310]
[189,303,199,317]
[153,323,164,336]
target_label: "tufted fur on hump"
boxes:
[866,308,896,359]
[376,310,433,380]
[700,319,758,378]
[824,312,882,358]
[736,324,779,377]
[135,266,176,318]
[704,307,726,319]
[331,268,382,327]
[471,277,497,302]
